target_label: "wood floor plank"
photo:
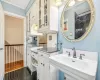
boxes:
[5,60,24,73]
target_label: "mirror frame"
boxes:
[60,0,95,42]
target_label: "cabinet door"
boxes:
[41,7,44,28]
[38,55,44,80]
[43,58,50,80]
[41,0,44,7]
[26,47,31,69]
[27,52,31,69]
[64,74,85,80]
[36,0,39,22]
[50,65,58,80]
[41,0,44,28]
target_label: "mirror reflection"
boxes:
[61,0,91,40]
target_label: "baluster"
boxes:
[5,46,6,72]
[10,46,11,79]
[16,46,18,65]
[15,46,16,78]
[19,46,20,65]
[14,46,15,78]
[12,46,15,78]
[8,46,10,80]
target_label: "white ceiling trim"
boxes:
[1,0,28,9]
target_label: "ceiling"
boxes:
[2,0,30,9]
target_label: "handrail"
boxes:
[5,44,24,46]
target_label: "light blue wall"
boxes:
[0,0,35,17]
[58,0,100,80]
[25,0,35,14]
[1,1,25,16]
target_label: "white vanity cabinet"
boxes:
[37,51,58,80]
[38,0,58,33]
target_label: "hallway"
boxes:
[4,15,24,73]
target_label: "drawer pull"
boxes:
[43,64,45,66]
[64,77,66,80]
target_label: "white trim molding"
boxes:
[4,11,25,19]
[4,11,27,67]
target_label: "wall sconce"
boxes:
[32,24,38,31]
[31,24,43,36]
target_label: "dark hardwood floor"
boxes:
[4,67,37,80]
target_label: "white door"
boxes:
[0,2,4,78]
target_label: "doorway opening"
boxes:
[4,15,24,73]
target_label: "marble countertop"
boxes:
[30,46,59,54]
[37,47,59,53]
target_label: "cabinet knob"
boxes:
[0,48,3,50]
[43,64,45,66]
[41,63,42,65]
[64,77,66,80]
[41,55,43,56]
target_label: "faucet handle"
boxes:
[79,54,85,60]
[66,51,70,56]
[72,47,75,50]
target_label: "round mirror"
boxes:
[61,0,95,42]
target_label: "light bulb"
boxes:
[55,0,62,6]
[69,0,75,6]
[34,25,38,31]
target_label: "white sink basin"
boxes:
[49,53,98,79]
[56,54,88,70]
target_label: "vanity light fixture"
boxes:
[34,25,38,31]
[32,24,38,31]
[69,0,75,6]
[55,0,62,6]
[77,0,84,1]
[31,24,43,36]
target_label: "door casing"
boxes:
[4,11,27,73]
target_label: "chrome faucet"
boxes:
[72,47,77,58]
[66,51,70,57]
[79,54,85,60]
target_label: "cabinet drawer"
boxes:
[31,52,38,60]
[65,73,85,80]
[65,74,77,80]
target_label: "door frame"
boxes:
[4,11,27,71]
